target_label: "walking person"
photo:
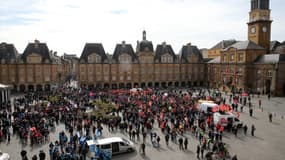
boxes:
[165,134,169,146]
[184,138,188,150]
[140,142,146,155]
[269,112,273,122]
[157,136,160,148]
[201,145,204,159]
[251,124,256,136]
[196,145,200,159]
[178,137,183,150]
[39,150,46,160]
[243,124,248,135]
[249,107,253,117]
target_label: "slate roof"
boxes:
[254,54,285,64]
[0,42,18,62]
[112,42,137,63]
[79,43,108,63]
[21,40,53,63]
[154,42,176,62]
[222,40,265,51]
[179,43,203,62]
[137,40,154,52]
[270,41,280,51]
[210,40,237,50]
[207,56,221,64]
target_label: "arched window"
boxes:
[88,53,101,63]
[119,53,131,63]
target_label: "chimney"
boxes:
[34,39,40,48]
[122,41,126,48]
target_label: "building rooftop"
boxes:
[223,40,265,51]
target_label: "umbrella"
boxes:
[30,127,36,131]
[242,92,248,97]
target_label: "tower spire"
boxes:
[143,30,146,41]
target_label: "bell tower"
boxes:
[248,0,272,51]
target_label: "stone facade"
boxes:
[78,37,205,89]
[207,0,285,96]
[0,40,68,91]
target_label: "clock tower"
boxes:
[248,0,272,51]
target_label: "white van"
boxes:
[213,112,243,128]
[199,102,219,114]
[87,137,135,155]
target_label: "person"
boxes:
[178,137,183,150]
[157,136,160,147]
[249,108,253,117]
[258,99,261,108]
[269,112,273,122]
[251,124,256,136]
[196,145,200,159]
[165,134,169,146]
[268,94,271,100]
[184,138,188,150]
[243,124,248,135]
[39,150,46,160]
[141,142,146,155]
[32,155,37,160]
[201,145,204,159]
[232,154,238,160]
[142,131,146,142]
[21,150,28,160]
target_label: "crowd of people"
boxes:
[0,85,266,160]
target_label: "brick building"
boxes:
[78,31,205,89]
[207,0,285,96]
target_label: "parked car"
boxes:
[87,137,135,155]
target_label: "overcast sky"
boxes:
[0,0,284,56]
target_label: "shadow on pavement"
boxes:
[252,136,264,141]
[112,150,138,160]
[271,121,280,125]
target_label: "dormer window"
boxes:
[144,47,149,52]
[161,53,173,63]
[27,53,42,63]
[88,53,101,63]
[119,53,131,63]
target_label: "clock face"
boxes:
[251,27,256,34]
[262,26,267,32]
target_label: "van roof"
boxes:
[87,137,125,146]
[214,112,235,117]
[198,100,214,104]
[200,102,218,107]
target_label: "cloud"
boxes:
[0,0,284,56]
[109,9,128,15]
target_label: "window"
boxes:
[119,54,131,63]
[267,70,272,77]
[223,54,227,62]
[101,144,111,149]
[27,53,42,63]
[161,54,173,63]
[120,142,127,146]
[88,53,101,63]
[238,53,244,62]
[230,53,235,61]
